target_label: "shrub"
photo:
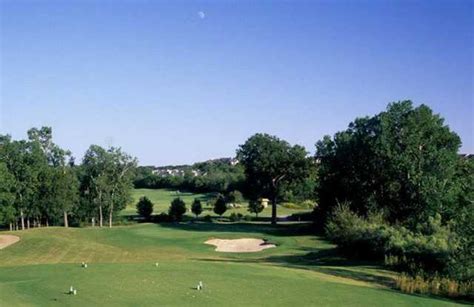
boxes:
[153,212,171,223]
[136,196,154,220]
[213,195,227,216]
[248,200,264,217]
[243,215,253,221]
[226,190,244,204]
[203,214,213,222]
[326,203,460,275]
[191,198,203,218]
[229,212,243,222]
[281,200,316,209]
[169,198,186,221]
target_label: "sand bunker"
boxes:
[205,238,276,253]
[0,235,20,250]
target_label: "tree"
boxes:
[80,145,136,227]
[315,101,463,226]
[105,147,137,227]
[237,133,310,224]
[0,162,16,230]
[136,196,154,220]
[213,194,227,217]
[226,190,244,204]
[169,198,186,221]
[248,200,264,218]
[191,198,203,218]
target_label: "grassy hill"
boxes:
[0,223,464,306]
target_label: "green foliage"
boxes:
[133,159,245,194]
[247,200,264,217]
[316,101,462,226]
[237,133,311,224]
[136,196,154,220]
[191,198,203,217]
[168,198,186,221]
[325,203,461,277]
[226,190,244,204]
[229,212,244,222]
[281,200,316,209]
[213,195,227,216]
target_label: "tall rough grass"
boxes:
[395,273,473,299]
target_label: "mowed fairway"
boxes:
[0,223,463,306]
[124,188,311,218]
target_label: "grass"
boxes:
[125,188,311,218]
[0,222,466,306]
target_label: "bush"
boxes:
[213,195,227,216]
[281,200,316,209]
[243,215,253,221]
[169,198,186,221]
[248,200,264,217]
[153,212,171,223]
[136,196,154,220]
[325,203,459,275]
[226,190,244,204]
[229,212,243,222]
[191,198,203,217]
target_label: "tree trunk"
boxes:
[109,209,113,228]
[20,210,25,230]
[63,211,69,228]
[46,219,49,227]
[27,219,30,229]
[92,217,95,227]
[271,198,277,225]
[99,205,103,227]
[9,223,12,231]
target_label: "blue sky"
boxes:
[1,0,473,165]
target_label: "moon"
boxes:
[197,11,205,19]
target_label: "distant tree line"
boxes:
[0,127,137,229]
[133,161,246,194]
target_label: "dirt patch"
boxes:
[0,235,20,250]
[205,238,276,253]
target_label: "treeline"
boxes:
[134,158,317,204]
[133,161,245,194]
[0,127,136,230]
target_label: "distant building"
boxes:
[259,198,269,208]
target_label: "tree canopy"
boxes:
[237,133,311,224]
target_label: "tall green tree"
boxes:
[169,198,186,221]
[316,101,462,226]
[191,198,203,218]
[0,162,16,230]
[237,133,310,224]
[80,145,136,227]
[213,194,227,217]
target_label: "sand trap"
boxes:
[0,235,20,250]
[205,238,276,253]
